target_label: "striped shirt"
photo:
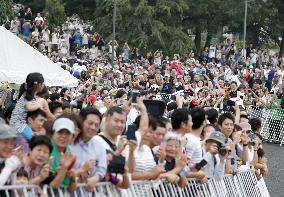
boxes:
[10,95,36,134]
[134,145,156,172]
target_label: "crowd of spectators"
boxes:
[1,5,284,196]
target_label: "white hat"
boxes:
[52,118,75,134]
[164,73,170,77]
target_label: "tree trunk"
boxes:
[251,25,261,47]
[205,27,213,48]
[194,25,202,54]
[280,29,284,56]
[217,26,223,44]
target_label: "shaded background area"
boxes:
[263,143,284,197]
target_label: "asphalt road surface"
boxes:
[263,143,284,197]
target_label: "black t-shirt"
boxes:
[175,84,184,91]
[162,83,173,94]
[139,81,147,89]
[165,159,176,172]
[124,81,130,89]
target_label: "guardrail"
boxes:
[0,170,270,197]
[248,107,284,146]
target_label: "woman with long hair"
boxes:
[10,73,45,153]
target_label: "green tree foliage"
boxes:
[0,0,14,23]
[43,0,66,29]
[14,0,45,13]
[94,0,192,57]
[63,0,96,20]
[12,0,284,55]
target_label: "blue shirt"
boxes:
[74,33,82,44]
[70,137,107,180]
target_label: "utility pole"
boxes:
[111,0,117,68]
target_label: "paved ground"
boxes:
[263,143,284,197]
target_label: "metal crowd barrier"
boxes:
[247,107,284,146]
[0,184,41,197]
[0,170,270,197]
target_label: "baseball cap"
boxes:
[0,124,17,140]
[52,118,75,134]
[238,122,251,131]
[217,63,222,68]
[206,132,226,145]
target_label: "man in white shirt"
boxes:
[34,13,44,26]
[184,107,206,166]
[94,106,129,155]
[208,44,216,60]
[171,108,207,181]
[224,63,232,82]
[51,28,60,53]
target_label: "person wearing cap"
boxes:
[0,124,22,187]
[201,132,228,180]
[49,117,77,191]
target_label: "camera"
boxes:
[218,144,227,156]
[108,155,126,174]
[248,132,256,146]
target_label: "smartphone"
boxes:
[126,124,137,141]
[47,156,55,166]
[227,100,235,106]
[248,132,256,143]
[117,98,128,106]
[195,159,208,171]
[131,90,140,103]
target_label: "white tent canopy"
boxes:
[0,26,78,87]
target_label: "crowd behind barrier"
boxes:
[247,106,284,146]
[1,4,282,197]
[0,170,270,197]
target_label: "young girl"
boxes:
[10,73,45,153]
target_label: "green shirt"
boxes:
[50,139,71,190]
[270,99,281,120]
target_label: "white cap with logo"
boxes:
[52,118,75,134]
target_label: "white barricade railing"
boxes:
[0,184,41,197]
[234,170,262,197]
[257,178,271,197]
[247,107,284,146]
[0,170,271,197]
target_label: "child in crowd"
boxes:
[15,167,29,197]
